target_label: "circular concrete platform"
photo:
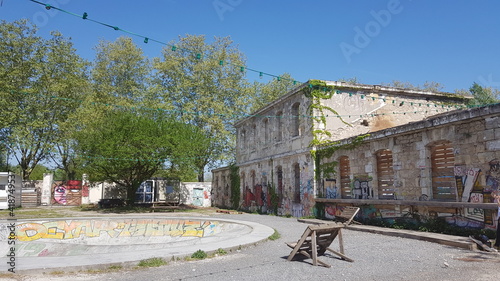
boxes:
[1,217,275,271]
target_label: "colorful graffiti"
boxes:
[16,219,218,242]
[52,180,82,205]
[53,184,67,204]
[486,159,500,193]
[325,179,339,199]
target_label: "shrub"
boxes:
[191,250,208,260]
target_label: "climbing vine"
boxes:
[304,80,369,179]
[229,164,240,210]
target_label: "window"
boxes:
[431,142,456,201]
[376,149,395,199]
[277,166,283,205]
[251,170,256,192]
[135,180,154,203]
[339,156,351,199]
[240,129,246,150]
[251,124,256,151]
[263,118,269,145]
[293,163,301,203]
[276,111,283,142]
[291,103,300,137]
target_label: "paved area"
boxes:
[0,215,274,271]
[1,211,500,280]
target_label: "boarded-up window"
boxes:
[339,156,351,199]
[431,142,456,201]
[377,149,395,199]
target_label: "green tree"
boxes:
[249,73,298,112]
[75,110,178,204]
[0,19,45,179]
[42,31,89,181]
[0,20,85,180]
[90,36,152,107]
[153,35,252,181]
[467,82,499,106]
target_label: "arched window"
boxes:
[276,165,283,205]
[276,111,283,142]
[240,129,246,150]
[376,149,395,199]
[251,170,256,192]
[431,141,456,201]
[263,118,269,145]
[339,156,351,199]
[251,124,256,151]
[293,163,301,203]
[291,103,300,137]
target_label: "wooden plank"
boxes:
[314,198,499,209]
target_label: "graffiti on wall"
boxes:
[454,166,484,222]
[324,179,339,199]
[454,166,481,202]
[486,159,500,193]
[351,175,373,199]
[16,219,218,242]
[52,180,82,206]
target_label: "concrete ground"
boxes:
[1,209,500,281]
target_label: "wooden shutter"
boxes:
[431,142,456,201]
[377,150,395,199]
[339,156,351,199]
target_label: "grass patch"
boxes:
[191,249,208,260]
[215,248,227,255]
[0,207,77,219]
[107,265,123,270]
[268,229,281,241]
[137,257,167,267]
[49,270,65,275]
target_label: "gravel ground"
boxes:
[3,213,500,281]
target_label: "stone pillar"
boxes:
[81,174,90,204]
[41,173,53,205]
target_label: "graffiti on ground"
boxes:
[15,219,218,242]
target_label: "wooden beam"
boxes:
[315,198,498,210]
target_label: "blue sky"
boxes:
[1,0,499,92]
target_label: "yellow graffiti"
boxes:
[16,219,218,241]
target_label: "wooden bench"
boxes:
[150,200,180,212]
[286,224,354,267]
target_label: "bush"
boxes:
[191,250,208,260]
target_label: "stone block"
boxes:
[485,116,500,129]
[486,140,500,151]
[364,164,373,173]
[483,129,495,141]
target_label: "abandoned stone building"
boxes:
[212,80,500,230]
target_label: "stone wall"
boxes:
[224,81,471,217]
[320,104,500,228]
